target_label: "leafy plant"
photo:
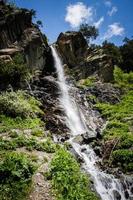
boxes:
[0,53,29,88]
[77,77,96,88]
[0,91,43,118]
[0,151,36,200]
[50,148,99,200]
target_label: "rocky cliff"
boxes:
[57,31,114,82]
[0,1,54,72]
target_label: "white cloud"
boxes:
[104,0,112,7]
[103,23,124,40]
[94,17,104,28]
[108,6,118,16]
[65,2,93,28]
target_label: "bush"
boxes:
[50,148,99,200]
[0,91,43,118]
[0,151,36,200]
[77,77,96,88]
[0,53,29,88]
[112,150,133,172]
[114,66,133,88]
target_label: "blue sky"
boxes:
[13,0,133,45]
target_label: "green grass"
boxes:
[0,115,44,133]
[50,148,99,200]
[95,67,133,172]
[114,66,133,89]
[0,135,57,153]
[0,151,36,200]
[77,77,96,88]
[0,90,43,119]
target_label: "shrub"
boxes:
[0,151,36,200]
[112,150,133,172]
[0,53,29,88]
[50,148,99,200]
[114,66,133,88]
[77,77,96,88]
[0,91,43,118]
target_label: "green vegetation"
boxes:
[0,90,43,118]
[0,53,30,88]
[0,151,36,200]
[0,135,57,153]
[114,66,133,89]
[50,148,99,200]
[77,76,96,88]
[112,150,133,172]
[79,24,99,43]
[102,40,122,66]
[95,67,133,172]
[0,115,43,133]
[120,37,133,72]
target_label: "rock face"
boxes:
[56,31,114,82]
[57,31,88,68]
[0,1,53,71]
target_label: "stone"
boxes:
[81,131,97,144]
[113,190,121,200]
[56,31,88,68]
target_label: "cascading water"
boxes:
[51,46,132,200]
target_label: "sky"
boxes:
[13,0,133,46]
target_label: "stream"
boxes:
[51,46,132,200]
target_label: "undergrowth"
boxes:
[0,151,36,200]
[49,148,99,200]
[95,67,133,172]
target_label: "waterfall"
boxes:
[51,46,131,200]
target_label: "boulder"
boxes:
[56,31,88,68]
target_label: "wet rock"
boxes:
[81,131,97,144]
[93,146,101,157]
[113,190,121,200]
[124,190,129,199]
[73,135,83,144]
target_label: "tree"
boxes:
[102,40,122,66]
[30,9,36,18]
[120,37,133,72]
[79,24,99,43]
[36,20,43,28]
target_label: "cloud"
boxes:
[108,6,118,16]
[103,23,124,40]
[65,2,93,28]
[94,17,104,28]
[104,0,112,7]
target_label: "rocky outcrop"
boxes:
[57,31,88,68]
[0,1,53,72]
[56,31,114,82]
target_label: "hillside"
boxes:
[0,1,133,200]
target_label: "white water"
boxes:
[51,46,130,200]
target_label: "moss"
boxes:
[50,148,99,200]
[0,151,36,200]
